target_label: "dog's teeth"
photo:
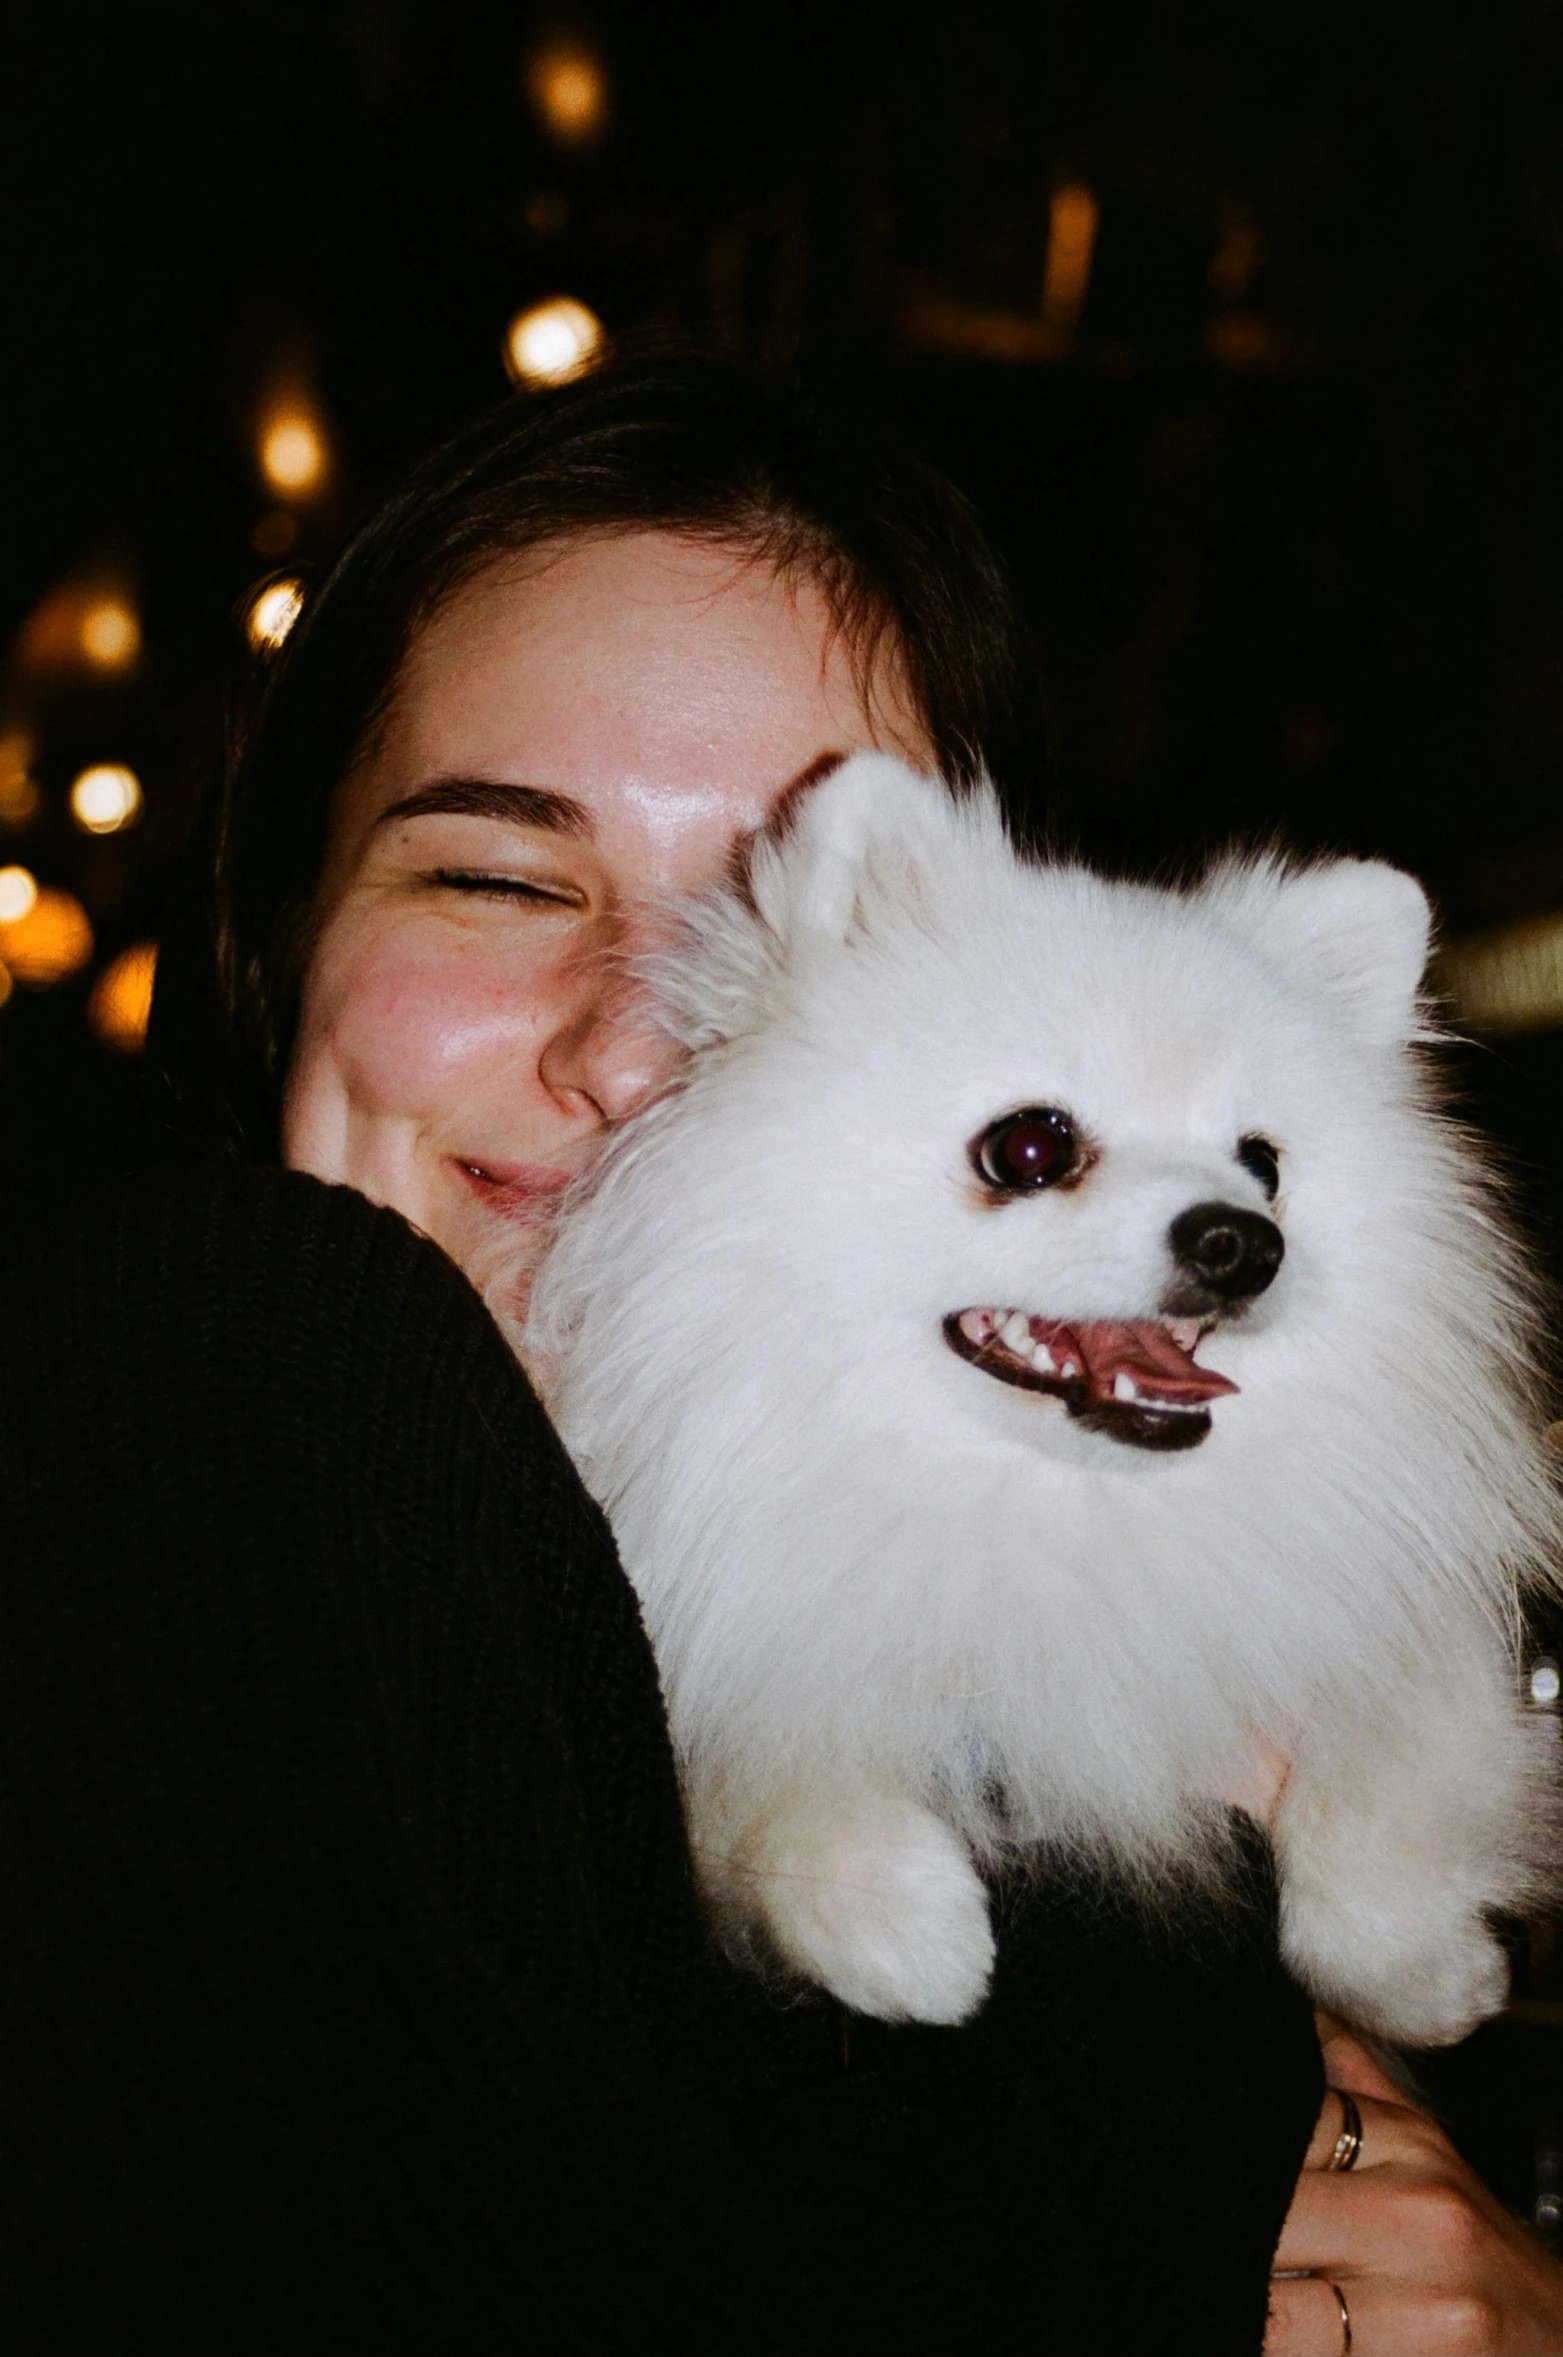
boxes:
[1000,1312,1033,1353]
[1112,1372,1140,1403]
[1060,1359,1079,1380]
[1033,1342,1055,1372]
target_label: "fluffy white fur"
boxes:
[527,753,1562,2039]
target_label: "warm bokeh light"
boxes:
[258,402,328,499]
[503,296,605,387]
[0,732,39,827]
[0,963,13,1009]
[246,577,305,652]
[527,44,607,143]
[0,886,92,985]
[1204,313,1290,371]
[89,940,157,1051]
[524,189,570,237]
[1043,183,1100,330]
[80,597,141,672]
[253,508,297,558]
[1209,214,1263,302]
[69,762,142,835]
[0,866,38,924]
[20,585,141,675]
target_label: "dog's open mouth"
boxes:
[944,1307,1238,1452]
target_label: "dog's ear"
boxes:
[741,751,958,947]
[1199,855,1432,1047]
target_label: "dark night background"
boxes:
[8,0,1563,2231]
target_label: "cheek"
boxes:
[300,911,565,1117]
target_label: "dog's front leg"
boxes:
[692,1779,996,2025]
[1271,1651,1548,2046]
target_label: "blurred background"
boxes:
[8,0,1563,2231]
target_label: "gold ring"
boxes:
[1329,2279,1352,2354]
[1326,2088,1363,2172]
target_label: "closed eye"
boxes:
[430,868,583,908]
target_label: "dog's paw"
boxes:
[739,1789,995,2024]
[1282,1891,1510,2048]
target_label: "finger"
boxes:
[1297,2089,1448,2177]
[1267,2273,1502,2357]
[1316,2013,1422,2108]
[1274,2158,1497,2280]
[1264,2275,1350,2356]
[1302,2086,1365,2172]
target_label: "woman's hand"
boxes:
[1265,2013,1563,2354]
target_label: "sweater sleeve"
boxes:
[0,1168,802,2352]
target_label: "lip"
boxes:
[943,1306,1236,1455]
[449,1156,577,1219]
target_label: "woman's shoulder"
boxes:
[14,1159,470,1328]
[1,1161,567,1517]
[13,1161,495,1376]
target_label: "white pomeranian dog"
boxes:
[528,752,1562,2042]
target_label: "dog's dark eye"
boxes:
[1237,1134,1281,1199]
[974,1107,1077,1193]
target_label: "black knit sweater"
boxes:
[0,1165,1321,2351]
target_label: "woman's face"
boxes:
[283,529,926,1301]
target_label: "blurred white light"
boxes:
[70,763,142,835]
[0,866,38,923]
[1533,1659,1561,1707]
[503,297,604,387]
[246,577,305,653]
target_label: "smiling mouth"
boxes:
[451,1158,576,1221]
[944,1307,1238,1452]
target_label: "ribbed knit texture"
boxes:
[0,1166,1321,2351]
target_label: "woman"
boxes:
[0,356,1553,2352]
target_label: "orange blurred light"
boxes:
[0,732,39,827]
[527,44,607,143]
[0,886,92,985]
[20,585,140,675]
[1043,183,1100,330]
[80,597,141,671]
[503,296,604,387]
[246,577,305,652]
[1209,215,1263,302]
[253,508,297,558]
[70,762,142,835]
[89,940,157,1051]
[259,403,328,499]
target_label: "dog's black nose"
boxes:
[1168,1202,1284,1303]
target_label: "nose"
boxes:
[1168,1201,1284,1304]
[537,995,678,1127]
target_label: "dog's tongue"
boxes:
[1041,1318,1239,1408]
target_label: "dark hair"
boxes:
[151,353,1046,1156]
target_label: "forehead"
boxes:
[353,530,927,842]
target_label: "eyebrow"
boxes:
[374,777,594,839]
